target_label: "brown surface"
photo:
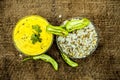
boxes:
[0,0,120,80]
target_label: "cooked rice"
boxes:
[56,19,98,58]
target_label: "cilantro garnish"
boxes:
[32,25,42,33]
[31,25,42,44]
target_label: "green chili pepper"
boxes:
[65,18,90,32]
[22,57,31,62]
[46,24,68,36]
[60,52,78,67]
[23,54,58,71]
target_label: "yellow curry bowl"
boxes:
[12,15,53,56]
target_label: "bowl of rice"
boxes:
[56,17,98,59]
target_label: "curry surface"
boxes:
[13,16,53,55]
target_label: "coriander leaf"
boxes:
[31,34,38,44]
[32,25,42,33]
[38,33,40,37]
[31,33,42,44]
[38,38,42,42]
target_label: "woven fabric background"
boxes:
[0,0,120,80]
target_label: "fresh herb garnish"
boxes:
[31,33,42,44]
[32,25,42,33]
[31,25,42,44]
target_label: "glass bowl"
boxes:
[56,17,99,59]
[12,15,53,57]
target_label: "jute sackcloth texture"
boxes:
[0,0,120,80]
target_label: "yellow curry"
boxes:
[13,15,53,55]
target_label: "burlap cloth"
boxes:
[0,0,120,80]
